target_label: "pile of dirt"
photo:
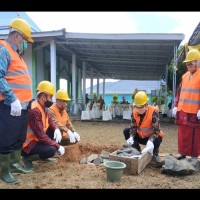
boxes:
[57,142,121,163]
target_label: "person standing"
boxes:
[48,89,80,146]
[173,49,200,161]
[21,81,65,170]
[0,18,34,183]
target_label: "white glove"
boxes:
[197,110,200,119]
[73,131,80,141]
[54,128,62,143]
[172,107,177,117]
[127,137,134,145]
[67,130,76,143]
[141,140,154,154]
[58,145,65,156]
[10,99,22,116]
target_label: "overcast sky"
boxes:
[26,11,200,45]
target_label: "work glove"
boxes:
[10,99,22,116]
[127,136,134,145]
[172,107,177,117]
[141,140,154,154]
[58,145,65,156]
[54,128,62,143]
[67,130,76,143]
[197,110,200,119]
[73,131,80,142]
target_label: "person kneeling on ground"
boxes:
[21,81,65,170]
[48,89,80,146]
[123,91,164,167]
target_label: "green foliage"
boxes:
[111,93,120,104]
[166,45,186,92]
[93,92,97,98]
[151,96,165,105]
[132,88,139,100]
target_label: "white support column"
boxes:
[72,54,77,114]
[78,67,82,101]
[97,72,100,100]
[90,68,93,100]
[82,61,86,107]
[50,40,56,102]
[103,77,105,101]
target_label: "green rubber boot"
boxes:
[0,154,21,183]
[10,150,32,174]
[22,154,40,170]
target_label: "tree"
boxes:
[111,93,120,104]
[131,88,139,101]
[165,45,186,93]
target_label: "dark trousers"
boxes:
[21,142,57,159]
[123,127,162,151]
[0,101,29,155]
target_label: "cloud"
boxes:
[27,12,138,33]
[168,12,200,44]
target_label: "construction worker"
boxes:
[21,81,65,170]
[123,91,164,167]
[0,18,34,183]
[173,49,200,161]
[48,89,80,146]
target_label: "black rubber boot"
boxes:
[152,149,165,168]
[22,154,40,170]
[10,150,32,174]
[0,154,21,183]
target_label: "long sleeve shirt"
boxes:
[23,101,60,154]
[130,106,160,141]
[0,38,29,109]
[48,107,75,133]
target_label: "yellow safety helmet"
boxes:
[133,91,149,107]
[36,81,54,96]
[183,49,200,63]
[8,18,34,43]
[56,90,71,101]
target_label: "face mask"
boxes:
[18,40,28,56]
[45,100,53,108]
[135,105,147,115]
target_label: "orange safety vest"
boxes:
[49,104,69,137]
[177,70,200,114]
[23,100,49,148]
[133,105,164,138]
[0,40,32,103]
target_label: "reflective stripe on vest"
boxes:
[23,100,49,149]
[178,70,200,114]
[0,40,32,103]
[49,104,68,137]
[133,105,163,138]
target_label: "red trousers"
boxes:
[178,124,200,157]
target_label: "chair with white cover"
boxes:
[90,102,102,119]
[81,101,91,120]
[102,104,112,121]
[123,104,133,120]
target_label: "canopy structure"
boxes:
[62,32,184,80]
[26,30,184,80]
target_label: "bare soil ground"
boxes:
[1,117,200,189]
